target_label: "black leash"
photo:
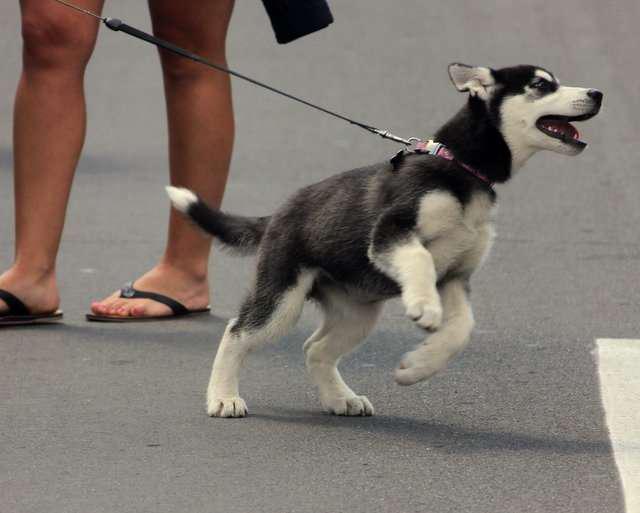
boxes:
[52,0,416,146]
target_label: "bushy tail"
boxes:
[166,186,269,255]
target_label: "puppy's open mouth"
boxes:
[536,111,598,148]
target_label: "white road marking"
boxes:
[596,338,640,513]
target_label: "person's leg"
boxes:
[91,0,235,318]
[0,0,103,315]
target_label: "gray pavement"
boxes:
[1,1,639,512]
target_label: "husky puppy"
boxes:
[167,63,602,418]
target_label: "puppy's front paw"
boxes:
[394,345,450,386]
[405,298,443,331]
[322,395,374,416]
[207,396,248,418]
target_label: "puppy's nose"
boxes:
[587,89,603,104]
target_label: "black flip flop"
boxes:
[0,289,63,327]
[85,282,211,322]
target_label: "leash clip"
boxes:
[372,129,419,146]
[389,137,424,168]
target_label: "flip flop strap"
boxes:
[119,282,189,316]
[0,289,30,316]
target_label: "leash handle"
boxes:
[105,18,221,71]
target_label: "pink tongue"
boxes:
[543,119,580,139]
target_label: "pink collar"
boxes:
[414,140,494,186]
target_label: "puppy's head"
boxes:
[448,63,603,165]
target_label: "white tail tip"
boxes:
[166,186,197,213]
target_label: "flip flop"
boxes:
[85,282,211,322]
[0,289,63,327]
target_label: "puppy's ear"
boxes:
[448,63,495,100]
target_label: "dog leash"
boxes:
[51,0,494,186]
[52,0,416,147]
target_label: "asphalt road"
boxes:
[1,1,639,512]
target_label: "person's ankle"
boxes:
[0,263,60,313]
[10,260,57,284]
[154,259,209,284]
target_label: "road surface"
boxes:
[1,1,639,512]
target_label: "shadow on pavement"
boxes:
[1,314,229,342]
[255,408,611,455]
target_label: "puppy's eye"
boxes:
[530,79,555,93]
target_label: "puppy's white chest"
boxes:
[416,191,496,278]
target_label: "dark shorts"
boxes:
[261,0,334,44]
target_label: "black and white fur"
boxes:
[167,64,602,418]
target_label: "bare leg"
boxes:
[0,0,103,315]
[91,0,235,318]
[303,289,382,416]
[395,279,474,386]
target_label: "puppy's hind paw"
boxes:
[394,346,449,386]
[207,396,248,418]
[323,395,374,416]
[394,364,435,387]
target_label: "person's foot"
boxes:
[90,264,210,319]
[0,266,60,315]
